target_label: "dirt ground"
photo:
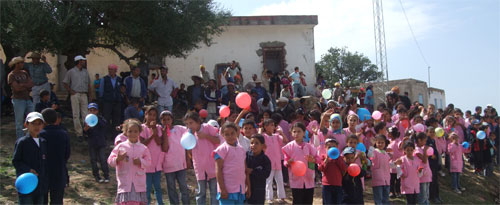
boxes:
[1,112,499,204]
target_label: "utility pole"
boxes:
[373,0,389,103]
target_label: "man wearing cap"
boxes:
[149,67,178,113]
[98,64,122,134]
[8,57,35,138]
[63,55,91,140]
[333,82,343,103]
[276,97,295,121]
[24,52,52,104]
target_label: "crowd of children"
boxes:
[12,93,499,204]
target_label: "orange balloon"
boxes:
[347,164,361,177]
[219,105,230,118]
[291,161,307,176]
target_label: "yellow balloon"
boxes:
[435,127,444,137]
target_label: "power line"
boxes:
[398,0,430,68]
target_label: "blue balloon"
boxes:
[238,118,245,128]
[356,142,366,153]
[85,114,98,127]
[15,173,38,194]
[181,132,197,150]
[304,130,310,143]
[357,108,371,122]
[328,147,340,159]
[462,142,470,149]
[139,110,144,118]
[477,131,486,140]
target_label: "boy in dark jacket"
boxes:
[426,127,442,204]
[341,147,366,204]
[12,112,49,204]
[246,134,271,204]
[319,139,346,204]
[83,103,110,183]
[40,108,70,204]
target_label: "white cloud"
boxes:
[251,0,436,62]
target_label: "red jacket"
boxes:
[318,155,347,186]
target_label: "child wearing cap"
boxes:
[319,138,346,204]
[341,147,366,204]
[83,103,110,183]
[12,112,49,204]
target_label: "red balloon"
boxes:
[236,92,252,109]
[219,105,230,118]
[401,119,409,129]
[199,109,208,118]
[291,161,307,176]
[347,163,361,177]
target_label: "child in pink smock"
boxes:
[282,122,320,205]
[108,119,152,205]
[414,133,432,204]
[261,119,287,203]
[448,133,468,194]
[214,122,249,204]
[368,134,392,204]
[396,141,423,205]
[387,125,403,197]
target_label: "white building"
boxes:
[429,87,446,109]
[164,15,318,91]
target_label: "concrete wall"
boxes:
[429,88,446,109]
[363,78,430,107]
[163,24,316,93]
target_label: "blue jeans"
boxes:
[418,182,430,205]
[146,171,164,205]
[322,185,343,204]
[292,83,304,98]
[451,172,461,190]
[12,99,34,139]
[373,185,390,204]
[165,170,189,205]
[196,177,218,205]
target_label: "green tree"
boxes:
[1,0,230,69]
[316,47,381,88]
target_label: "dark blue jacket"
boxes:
[101,75,122,103]
[12,135,49,195]
[124,76,147,98]
[39,125,70,190]
[246,151,271,188]
[83,115,108,148]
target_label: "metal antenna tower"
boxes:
[372,0,389,102]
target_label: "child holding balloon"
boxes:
[139,106,164,205]
[282,122,319,205]
[341,147,365,204]
[426,126,443,203]
[319,110,347,152]
[318,138,346,204]
[107,119,152,205]
[367,134,392,204]
[183,112,221,205]
[159,111,190,205]
[83,103,110,183]
[414,132,432,204]
[214,122,249,204]
[261,118,287,203]
[448,132,467,193]
[395,141,423,205]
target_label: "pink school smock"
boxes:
[343,128,365,144]
[415,146,432,183]
[282,140,320,189]
[191,123,222,180]
[326,129,347,152]
[263,133,285,170]
[370,149,391,186]
[214,142,247,194]
[399,155,422,194]
[108,140,152,194]
[163,125,188,173]
[448,143,464,173]
[388,138,403,173]
[141,124,164,173]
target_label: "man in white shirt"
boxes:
[288,67,304,97]
[149,67,178,113]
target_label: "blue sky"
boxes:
[215,0,499,112]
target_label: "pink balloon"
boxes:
[291,161,307,177]
[372,111,382,120]
[413,123,425,133]
[199,109,208,118]
[235,92,251,109]
[426,147,434,156]
[219,105,230,118]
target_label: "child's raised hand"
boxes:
[305,155,315,163]
[133,158,141,167]
[394,159,402,165]
[196,131,209,139]
[29,169,38,176]
[117,151,128,162]
[83,123,90,131]
[149,121,157,128]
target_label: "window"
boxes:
[434,99,437,107]
[418,93,423,104]
[440,99,443,109]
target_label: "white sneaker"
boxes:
[98,179,104,183]
[454,189,462,194]
[439,170,446,177]
[460,187,466,191]
[104,179,110,183]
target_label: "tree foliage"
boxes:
[1,0,230,68]
[316,47,382,88]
